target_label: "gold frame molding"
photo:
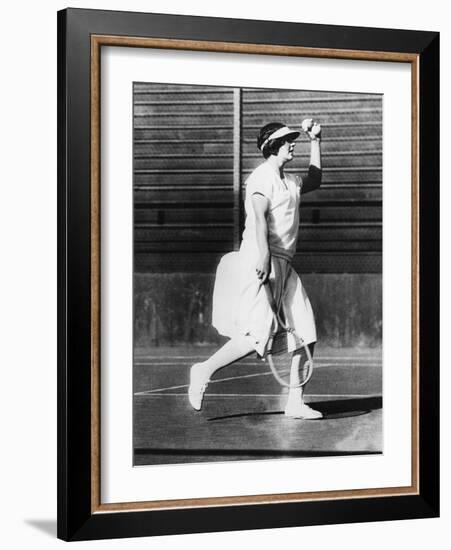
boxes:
[90,35,420,514]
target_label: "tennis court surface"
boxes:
[133,345,382,465]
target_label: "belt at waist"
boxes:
[270,246,294,263]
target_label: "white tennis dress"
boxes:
[212,161,317,356]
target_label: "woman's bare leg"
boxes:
[188,335,255,410]
[285,343,323,419]
[200,336,255,379]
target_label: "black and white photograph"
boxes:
[132,83,383,466]
[0,0,445,545]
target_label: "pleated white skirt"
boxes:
[212,248,317,356]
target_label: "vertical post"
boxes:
[233,88,242,251]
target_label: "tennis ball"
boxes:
[311,123,322,136]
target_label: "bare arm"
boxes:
[251,193,271,284]
[301,124,322,195]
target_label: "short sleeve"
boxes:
[245,167,273,201]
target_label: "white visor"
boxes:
[260,126,300,151]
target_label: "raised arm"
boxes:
[301,121,322,195]
[252,193,271,284]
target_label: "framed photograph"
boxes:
[57,8,439,541]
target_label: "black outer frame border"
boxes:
[57,7,439,542]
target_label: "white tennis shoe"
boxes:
[188,363,209,411]
[284,401,323,419]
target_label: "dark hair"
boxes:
[257,122,290,159]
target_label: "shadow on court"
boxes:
[133,346,382,465]
[208,396,382,421]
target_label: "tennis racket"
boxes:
[263,281,313,389]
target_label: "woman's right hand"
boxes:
[301,118,321,141]
[255,253,271,284]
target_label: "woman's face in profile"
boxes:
[277,139,297,163]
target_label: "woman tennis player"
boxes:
[188,120,323,419]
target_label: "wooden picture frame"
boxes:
[57,7,439,541]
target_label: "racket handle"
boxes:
[263,281,287,330]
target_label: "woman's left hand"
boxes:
[255,253,271,284]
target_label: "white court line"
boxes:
[136,371,276,394]
[134,362,382,395]
[135,392,382,399]
[135,355,381,361]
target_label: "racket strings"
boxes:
[267,334,313,388]
[294,348,314,386]
[264,279,314,388]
